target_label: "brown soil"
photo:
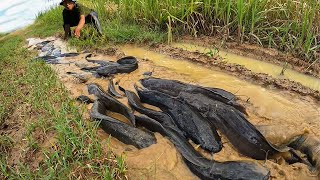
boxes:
[179,35,320,79]
[150,44,320,101]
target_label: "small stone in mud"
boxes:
[124,146,135,152]
[278,169,287,176]
[105,47,117,56]
[72,74,89,83]
[75,63,90,69]
[143,71,152,76]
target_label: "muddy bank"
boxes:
[150,44,320,101]
[180,36,320,79]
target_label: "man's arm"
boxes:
[74,15,85,37]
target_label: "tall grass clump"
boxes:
[109,0,320,61]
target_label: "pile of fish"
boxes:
[27,38,319,179]
[81,54,138,77]
[28,38,139,78]
[84,77,320,179]
[28,38,79,64]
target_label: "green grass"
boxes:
[25,1,166,49]
[0,33,8,38]
[0,35,126,179]
[108,0,320,62]
[24,0,320,62]
[68,18,165,49]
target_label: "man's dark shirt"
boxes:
[63,3,92,26]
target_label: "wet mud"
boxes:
[179,35,320,79]
[24,37,320,179]
[172,43,320,91]
[149,44,320,101]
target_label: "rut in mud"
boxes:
[172,43,320,91]
[26,37,320,180]
[148,44,320,101]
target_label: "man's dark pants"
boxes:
[63,10,103,39]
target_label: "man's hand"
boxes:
[74,28,81,38]
[74,15,85,38]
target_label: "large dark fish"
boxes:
[139,77,247,115]
[96,56,138,76]
[61,52,79,57]
[81,66,102,71]
[289,134,320,173]
[76,95,94,104]
[135,115,270,180]
[108,78,123,98]
[87,83,136,126]
[139,78,301,161]
[90,100,156,149]
[85,54,116,66]
[136,87,222,153]
[125,89,178,129]
[177,91,298,161]
[83,55,138,77]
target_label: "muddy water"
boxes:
[119,45,320,179]
[120,45,320,132]
[172,43,320,91]
[50,42,320,180]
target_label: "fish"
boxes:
[85,53,116,66]
[76,95,94,104]
[135,114,270,180]
[176,91,299,161]
[289,134,320,173]
[90,100,156,149]
[125,89,178,129]
[136,87,222,153]
[96,56,138,76]
[87,83,136,126]
[108,78,123,98]
[140,77,247,115]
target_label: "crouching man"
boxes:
[60,0,103,39]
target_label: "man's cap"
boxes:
[60,0,77,5]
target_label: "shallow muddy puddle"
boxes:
[172,43,320,91]
[120,45,320,132]
[119,45,320,179]
[44,40,320,180]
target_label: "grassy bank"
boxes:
[0,35,126,179]
[25,1,165,50]
[110,0,320,61]
[25,0,320,62]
